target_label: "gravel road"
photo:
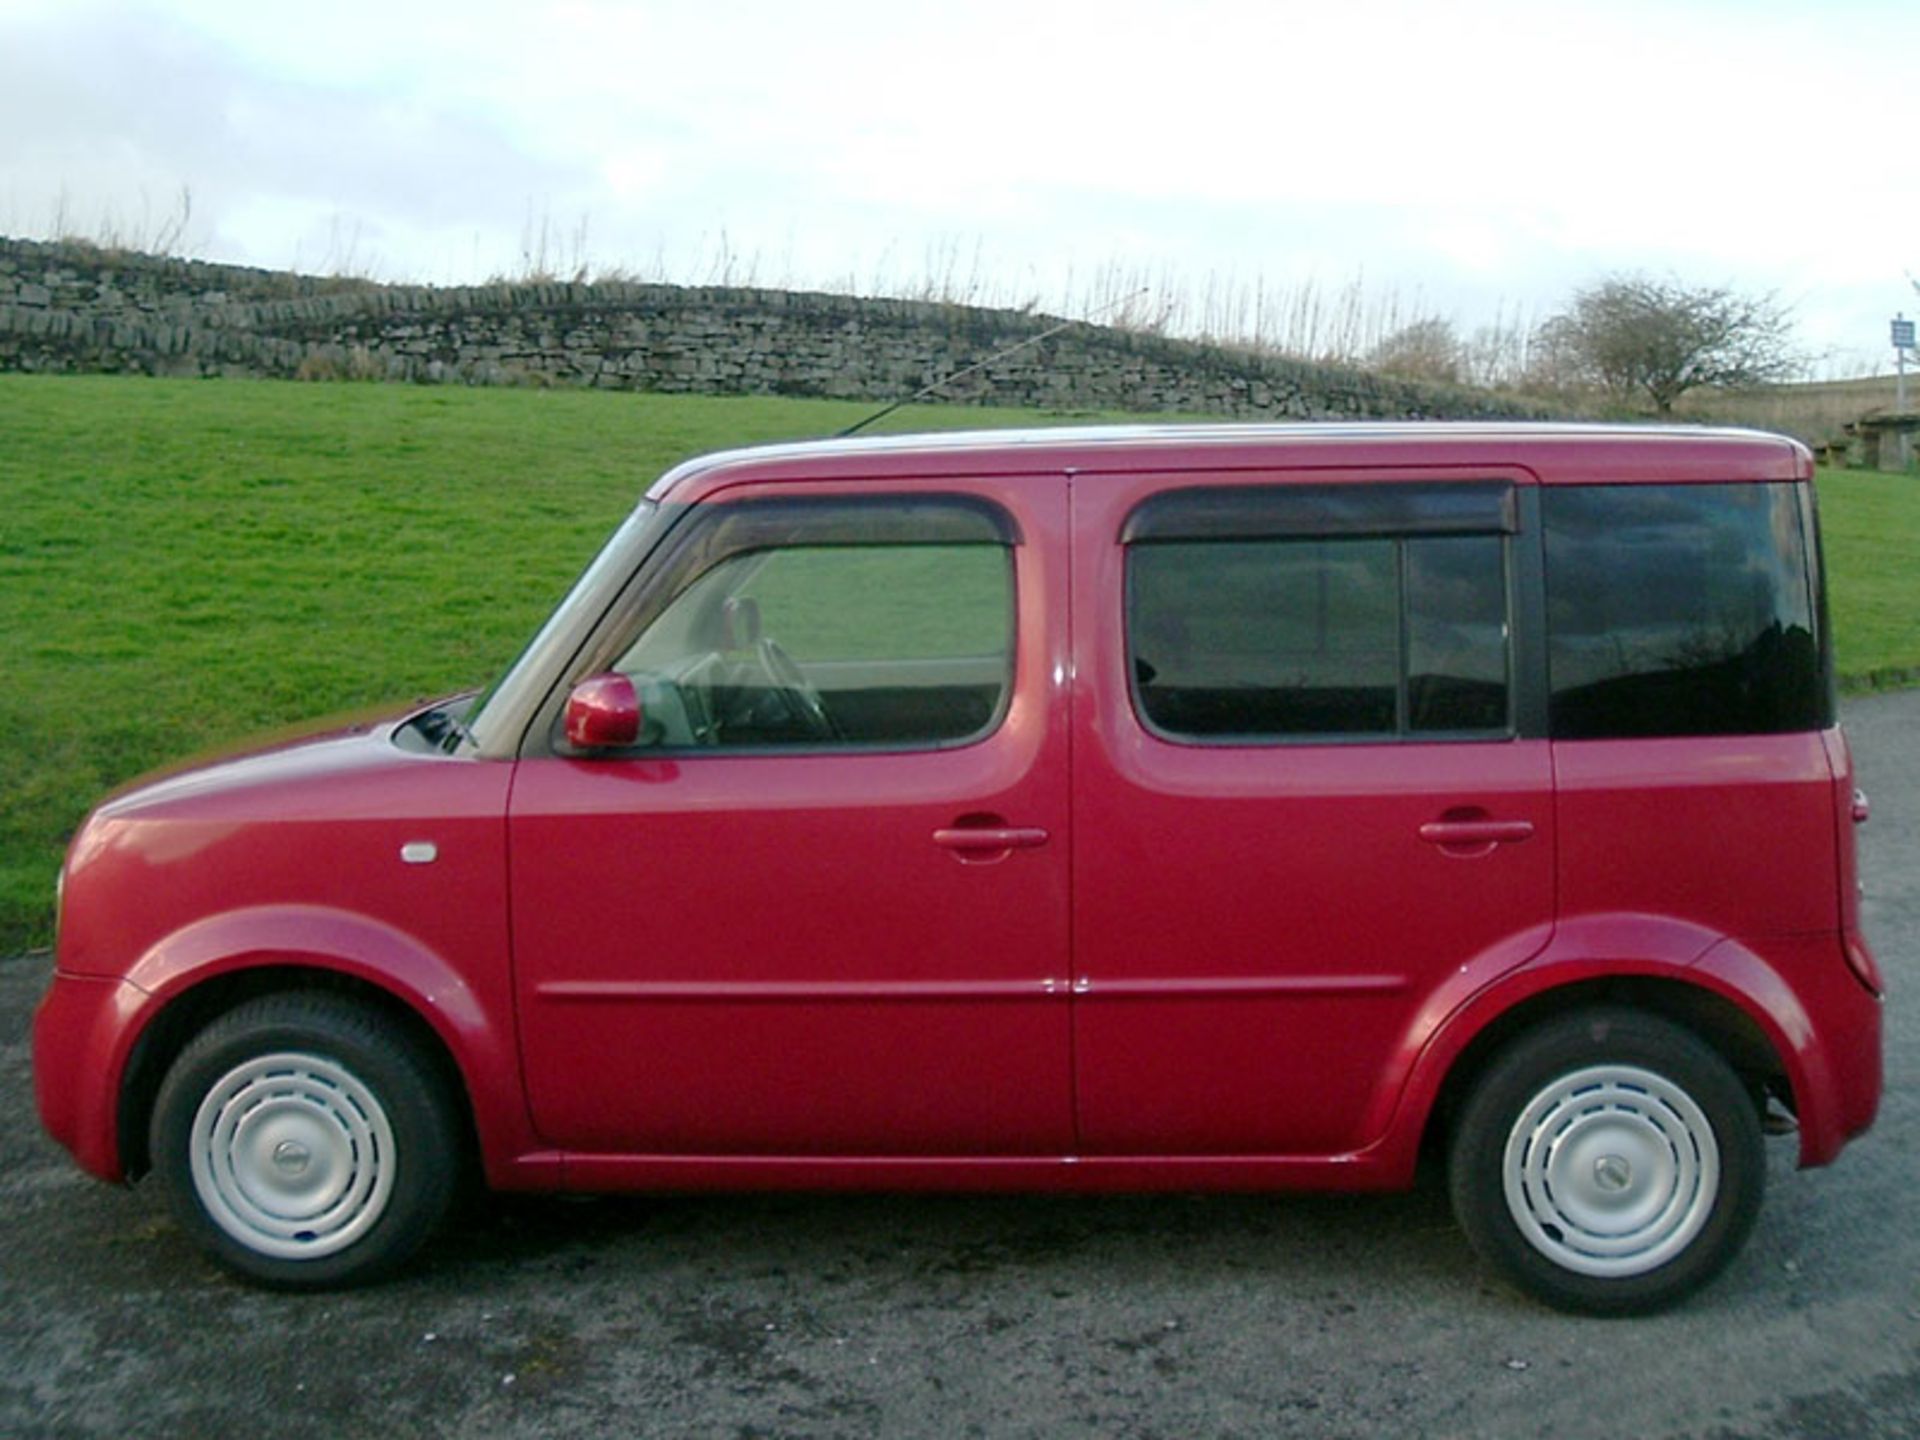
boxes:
[3,691,1915,1439]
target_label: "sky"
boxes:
[2,0,1915,375]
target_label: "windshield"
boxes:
[464,499,665,754]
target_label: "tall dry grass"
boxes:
[13,191,1901,415]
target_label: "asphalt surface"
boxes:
[3,691,1917,1439]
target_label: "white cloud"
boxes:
[2,0,1915,368]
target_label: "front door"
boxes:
[508,479,1073,1156]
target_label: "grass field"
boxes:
[3,374,1917,950]
[0,376,1112,950]
[1815,469,1920,680]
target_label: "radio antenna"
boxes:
[835,287,1152,439]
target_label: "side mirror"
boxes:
[563,673,642,750]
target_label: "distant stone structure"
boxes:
[0,236,1548,421]
[1843,414,1920,472]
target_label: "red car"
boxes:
[34,424,1882,1312]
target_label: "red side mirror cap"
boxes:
[564,673,641,749]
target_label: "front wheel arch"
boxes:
[118,966,478,1186]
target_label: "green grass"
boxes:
[0,375,1126,951]
[2,374,1917,951]
[1816,468,1920,683]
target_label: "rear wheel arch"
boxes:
[1421,975,1790,1164]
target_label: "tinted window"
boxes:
[1128,533,1510,740]
[1544,483,1822,739]
[1408,536,1511,732]
[615,542,1013,749]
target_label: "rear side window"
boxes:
[1125,483,1513,741]
[1544,482,1825,739]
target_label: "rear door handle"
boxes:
[1418,819,1535,846]
[933,826,1050,851]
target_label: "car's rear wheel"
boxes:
[150,992,459,1288]
[1448,1008,1765,1315]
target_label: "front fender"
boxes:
[108,906,538,1183]
[128,904,494,1036]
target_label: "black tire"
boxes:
[1448,1007,1765,1315]
[150,992,461,1289]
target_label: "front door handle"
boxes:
[933,826,1050,852]
[1418,818,1535,847]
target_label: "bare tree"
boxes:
[1459,308,1535,390]
[1534,274,1800,414]
[1366,317,1462,384]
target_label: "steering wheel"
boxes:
[754,637,839,741]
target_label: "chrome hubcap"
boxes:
[1502,1064,1719,1278]
[1593,1154,1631,1191]
[189,1052,395,1260]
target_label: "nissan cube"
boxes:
[35,423,1883,1313]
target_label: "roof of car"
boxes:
[646,421,1812,499]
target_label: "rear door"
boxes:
[1069,468,1556,1156]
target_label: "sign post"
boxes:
[1895,316,1916,472]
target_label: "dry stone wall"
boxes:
[0,237,1546,420]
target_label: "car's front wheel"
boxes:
[150,992,460,1288]
[1448,1007,1765,1315]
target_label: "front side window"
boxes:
[1544,483,1824,739]
[1124,483,1513,742]
[613,538,1014,750]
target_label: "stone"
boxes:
[0,233,1554,423]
